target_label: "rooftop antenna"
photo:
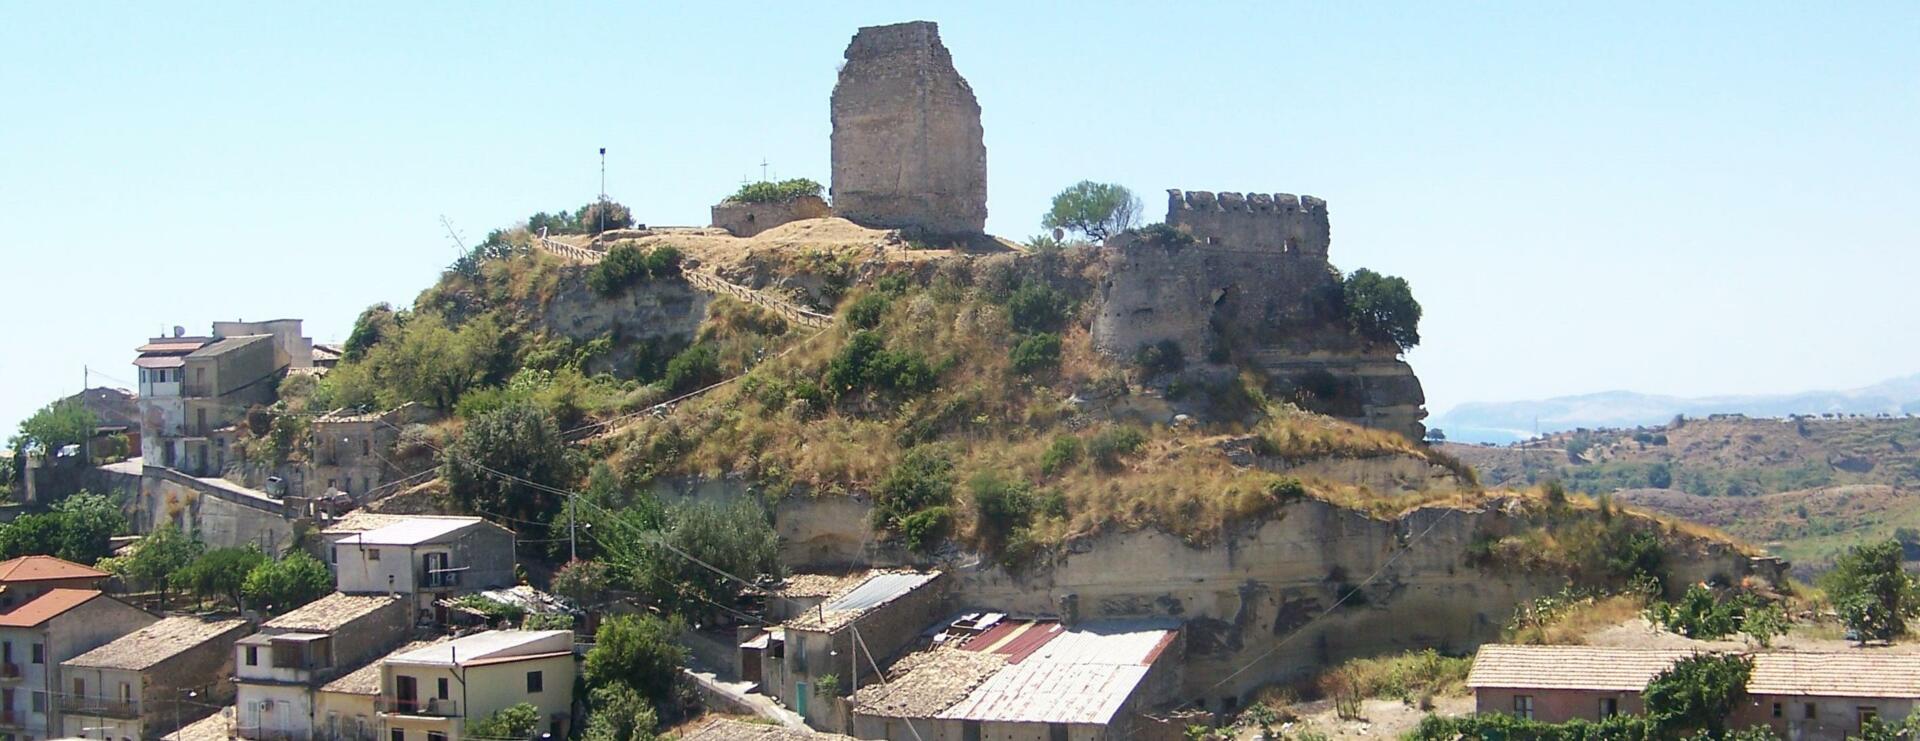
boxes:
[598,147,609,234]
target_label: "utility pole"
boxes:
[598,147,608,234]
[568,492,577,561]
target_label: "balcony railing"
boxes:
[0,708,20,727]
[378,696,460,717]
[422,570,462,589]
[0,662,20,682]
[63,696,140,718]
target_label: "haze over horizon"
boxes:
[3,2,1917,439]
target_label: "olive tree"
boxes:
[1041,181,1141,242]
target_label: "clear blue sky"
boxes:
[4,2,1917,439]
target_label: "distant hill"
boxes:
[1443,414,1920,575]
[1435,373,1920,444]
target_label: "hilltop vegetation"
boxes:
[1450,415,1920,572]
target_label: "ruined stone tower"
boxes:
[830,21,987,236]
[1092,190,1429,440]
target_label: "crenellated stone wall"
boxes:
[830,21,987,236]
[1093,189,1428,440]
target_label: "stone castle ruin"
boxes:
[1094,190,1428,440]
[829,21,987,236]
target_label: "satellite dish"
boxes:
[173,326,186,338]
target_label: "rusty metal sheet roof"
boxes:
[933,620,1177,724]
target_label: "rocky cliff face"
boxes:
[538,266,710,376]
[1093,190,1427,440]
[657,470,1775,704]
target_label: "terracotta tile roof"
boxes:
[163,706,235,741]
[64,616,247,671]
[0,555,109,583]
[1749,652,1920,699]
[784,570,939,631]
[0,588,110,627]
[1467,645,1696,692]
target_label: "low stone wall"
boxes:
[711,196,831,238]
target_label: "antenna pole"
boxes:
[598,147,608,233]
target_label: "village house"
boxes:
[58,616,250,740]
[849,617,1184,741]
[0,556,109,610]
[752,571,946,730]
[377,630,576,741]
[1468,645,1920,741]
[0,589,156,740]
[304,404,432,501]
[133,329,285,477]
[233,593,409,740]
[324,516,516,625]
[312,639,447,741]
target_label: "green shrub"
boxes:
[874,447,955,525]
[1130,222,1196,248]
[1005,280,1069,333]
[971,472,1034,550]
[1644,653,1752,736]
[587,245,681,297]
[845,293,891,329]
[1134,339,1184,376]
[1009,333,1062,374]
[1825,540,1916,644]
[661,344,723,395]
[823,332,936,397]
[900,507,953,553]
[579,200,635,234]
[1342,268,1421,352]
[642,245,681,277]
[729,178,824,204]
[1087,427,1147,470]
[1040,435,1081,476]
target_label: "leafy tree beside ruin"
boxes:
[9,398,97,463]
[1825,539,1917,643]
[1042,181,1142,242]
[1342,268,1422,352]
[729,178,824,204]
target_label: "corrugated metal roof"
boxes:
[1468,645,1696,692]
[936,663,1150,724]
[1749,653,1920,699]
[933,620,1178,724]
[823,572,937,613]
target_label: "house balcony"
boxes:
[421,570,462,591]
[0,707,22,728]
[63,696,140,718]
[378,696,460,718]
[0,662,22,683]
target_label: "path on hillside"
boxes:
[534,235,831,329]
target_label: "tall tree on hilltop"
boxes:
[1041,181,1141,242]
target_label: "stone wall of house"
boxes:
[830,21,986,236]
[1091,189,1427,440]
[711,195,832,238]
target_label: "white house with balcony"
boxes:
[378,631,576,741]
[325,516,515,625]
[0,589,154,740]
[233,594,409,740]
